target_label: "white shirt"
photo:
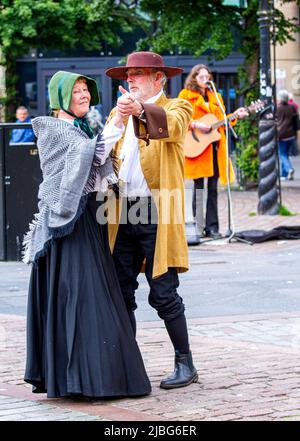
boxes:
[118,89,164,197]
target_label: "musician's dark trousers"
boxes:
[192,144,219,234]
[113,197,189,354]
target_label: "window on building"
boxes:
[16,62,37,117]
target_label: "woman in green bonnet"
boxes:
[23,71,151,399]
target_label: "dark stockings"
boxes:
[164,314,189,354]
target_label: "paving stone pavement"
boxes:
[1,311,300,421]
[0,158,300,422]
[0,395,106,421]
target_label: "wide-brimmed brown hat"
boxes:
[105,51,183,80]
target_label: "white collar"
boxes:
[145,89,164,104]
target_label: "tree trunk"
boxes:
[244,48,259,87]
[3,53,19,122]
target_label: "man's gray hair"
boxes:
[277,89,289,104]
[159,72,167,87]
[151,69,167,87]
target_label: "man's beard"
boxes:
[130,89,143,100]
[129,79,156,102]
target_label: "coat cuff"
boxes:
[132,103,169,145]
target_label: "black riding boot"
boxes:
[160,350,198,389]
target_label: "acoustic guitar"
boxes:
[184,100,266,159]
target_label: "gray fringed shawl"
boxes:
[23,116,117,264]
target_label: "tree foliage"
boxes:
[0,0,141,53]
[0,0,141,119]
[137,0,241,59]
[137,0,300,61]
[135,0,300,95]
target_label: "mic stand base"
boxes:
[225,229,253,245]
[185,221,201,246]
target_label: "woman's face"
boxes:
[195,68,211,89]
[69,79,91,118]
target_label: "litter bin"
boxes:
[0,123,41,260]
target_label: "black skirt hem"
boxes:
[24,378,151,399]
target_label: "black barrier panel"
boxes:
[0,127,6,260]
[5,142,41,260]
[0,123,42,261]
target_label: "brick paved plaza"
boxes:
[0,158,300,422]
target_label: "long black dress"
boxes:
[24,193,151,398]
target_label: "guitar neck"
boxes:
[202,100,264,132]
[211,113,236,130]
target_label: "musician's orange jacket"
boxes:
[178,88,237,185]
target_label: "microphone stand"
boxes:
[206,81,251,245]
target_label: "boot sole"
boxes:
[160,373,199,390]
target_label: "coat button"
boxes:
[158,128,163,133]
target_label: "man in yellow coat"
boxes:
[105,51,198,389]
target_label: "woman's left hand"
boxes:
[234,107,249,119]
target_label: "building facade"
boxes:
[272,1,300,107]
[15,53,244,121]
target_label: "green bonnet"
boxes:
[48,70,99,111]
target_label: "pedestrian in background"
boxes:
[10,106,35,143]
[86,104,104,136]
[288,92,299,157]
[277,90,298,180]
